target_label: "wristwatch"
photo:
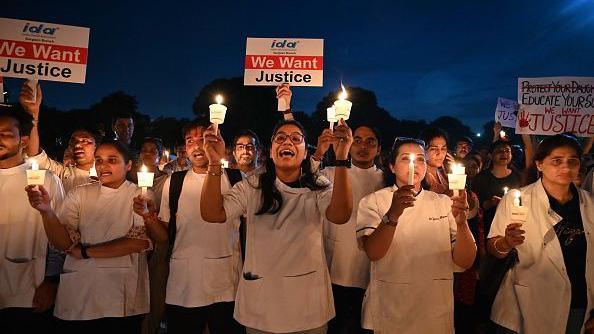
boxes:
[80,244,90,259]
[334,159,351,168]
[382,214,398,227]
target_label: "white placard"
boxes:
[495,97,518,128]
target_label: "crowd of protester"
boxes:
[1,80,594,334]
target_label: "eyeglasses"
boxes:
[235,143,256,151]
[271,132,305,144]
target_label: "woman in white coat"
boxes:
[26,141,165,334]
[487,134,594,334]
[356,137,476,334]
[201,120,353,334]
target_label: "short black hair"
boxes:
[490,140,512,153]
[181,119,211,139]
[70,127,101,145]
[98,139,133,163]
[533,134,582,162]
[233,129,262,149]
[456,136,473,147]
[112,110,133,125]
[420,127,449,148]
[0,107,34,137]
[142,137,164,157]
[353,123,382,147]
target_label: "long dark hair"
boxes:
[256,120,328,215]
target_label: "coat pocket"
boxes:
[1,258,36,295]
[202,255,235,294]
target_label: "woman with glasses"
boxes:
[487,134,594,334]
[201,120,353,334]
[356,138,476,333]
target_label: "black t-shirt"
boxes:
[549,185,587,308]
[471,169,521,237]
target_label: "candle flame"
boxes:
[141,164,148,173]
[513,190,521,200]
[215,95,223,104]
[500,130,506,138]
[338,83,347,100]
[30,159,39,170]
[503,186,509,194]
[409,153,415,162]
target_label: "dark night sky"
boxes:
[4,0,594,131]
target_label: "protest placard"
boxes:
[244,37,323,86]
[495,97,518,128]
[0,18,89,83]
[516,77,594,137]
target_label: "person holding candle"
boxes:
[201,119,353,334]
[134,121,243,334]
[310,124,384,334]
[24,140,156,334]
[19,81,98,193]
[421,127,454,195]
[487,134,594,334]
[0,107,65,333]
[356,137,476,333]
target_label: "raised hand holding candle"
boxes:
[333,84,352,121]
[500,130,506,139]
[164,150,170,162]
[221,159,229,169]
[26,159,46,186]
[209,95,227,135]
[407,154,415,185]
[327,106,337,131]
[447,163,467,196]
[137,165,154,196]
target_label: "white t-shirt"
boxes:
[54,181,149,320]
[35,150,91,193]
[321,164,384,288]
[159,169,241,308]
[223,175,334,333]
[356,186,460,333]
[0,162,64,309]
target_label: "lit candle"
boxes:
[164,150,170,162]
[26,159,46,186]
[511,190,528,225]
[137,164,154,196]
[221,158,229,169]
[503,186,509,195]
[333,84,352,121]
[326,106,337,131]
[447,163,467,196]
[500,130,506,139]
[209,94,227,135]
[407,153,415,185]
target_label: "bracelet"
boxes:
[493,237,510,255]
[384,219,398,227]
[334,159,351,168]
[207,169,224,176]
[282,108,292,114]
[311,154,322,161]
[80,244,90,259]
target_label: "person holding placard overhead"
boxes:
[356,137,476,334]
[201,119,353,334]
[25,140,158,334]
[0,107,65,334]
[487,134,594,334]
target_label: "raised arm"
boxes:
[133,195,169,243]
[450,191,477,269]
[325,120,353,224]
[200,125,227,223]
[276,83,294,120]
[521,133,535,168]
[25,185,72,251]
[19,80,42,157]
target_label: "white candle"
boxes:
[164,150,170,162]
[333,84,352,121]
[26,79,38,103]
[407,153,415,185]
[26,159,46,186]
[221,159,229,169]
[89,162,98,178]
[447,163,467,196]
[503,186,509,195]
[327,106,337,131]
[511,190,528,225]
[137,164,154,196]
[500,130,506,138]
[209,95,227,134]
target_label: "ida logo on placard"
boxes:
[22,22,59,36]
[270,39,299,49]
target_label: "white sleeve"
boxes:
[56,188,81,231]
[316,184,333,219]
[34,150,67,179]
[487,192,514,239]
[48,173,65,212]
[223,179,250,220]
[158,176,171,223]
[356,192,384,239]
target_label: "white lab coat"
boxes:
[54,181,149,320]
[321,165,384,288]
[488,179,594,334]
[0,163,64,308]
[223,176,334,333]
[356,186,462,334]
[159,169,241,308]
